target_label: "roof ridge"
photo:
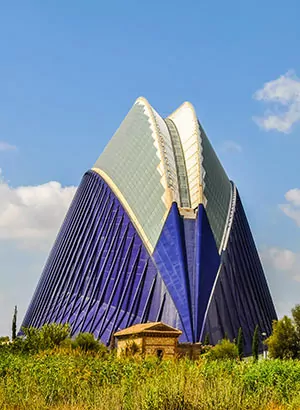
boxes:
[114,321,182,337]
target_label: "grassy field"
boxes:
[0,348,300,410]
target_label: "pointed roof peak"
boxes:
[167,101,197,120]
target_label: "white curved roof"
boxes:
[94,97,175,252]
[168,102,203,209]
[94,97,231,253]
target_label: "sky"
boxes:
[0,1,300,336]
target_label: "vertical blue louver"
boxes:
[22,171,182,344]
[202,190,277,354]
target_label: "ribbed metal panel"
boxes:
[202,190,277,354]
[153,203,220,342]
[22,171,180,344]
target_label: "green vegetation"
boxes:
[266,305,300,359]
[237,327,244,360]
[1,304,300,409]
[292,304,300,338]
[72,332,108,355]
[203,333,210,345]
[252,325,259,362]
[11,305,17,341]
[205,338,238,360]
[0,347,300,409]
[10,323,106,355]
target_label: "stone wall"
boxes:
[116,337,143,358]
[116,336,204,360]
[144,336,177,359]
[116,335,178,359]
[177,343,202,360]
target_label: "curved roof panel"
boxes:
[168,102,202,209]
[94,97,232,253]
[94,97,174,252]
[199,124,231,250]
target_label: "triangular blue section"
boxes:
[194,205,220,341]
[153,203,220,342]
[153,203,194,340]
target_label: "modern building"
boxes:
[22,97,277,354]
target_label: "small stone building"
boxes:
[114,322,182,359]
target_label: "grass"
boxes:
[0,348,300,409]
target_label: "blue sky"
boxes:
[0,1,300,335]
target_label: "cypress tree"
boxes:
[252,325,259,361]
[204,333,210,345]
[237,327,244,360]
[12,305,17,341]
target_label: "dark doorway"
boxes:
[157,349,164,360]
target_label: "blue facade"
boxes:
[153,203,220,342]
[22,171,277,351]
[22,171,181,343]
[203,191,277,353]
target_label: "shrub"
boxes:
[19,323,71,353]
[200,344,213,355]
[72,332,108,355]
[124,340,140,357]
[39,322,71,348]
[205,339,238,360]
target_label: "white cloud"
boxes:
[0,141,16,151]
[0,172,78,335]
[279,188,300,227]
[285,188,300,206]
[261,247,300,282]
[0,172,77,249]
[221,140,242,153]
[260,246,300,318]
[253,70,300,133]
[0,242,48,336]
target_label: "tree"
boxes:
[12,306,17,341]
[265,316,299,359]
[252,325,259,361]
[237,327,244,360]
[203,333,210,345]
[292,304,300,338]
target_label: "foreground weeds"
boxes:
[0,349,300,409]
